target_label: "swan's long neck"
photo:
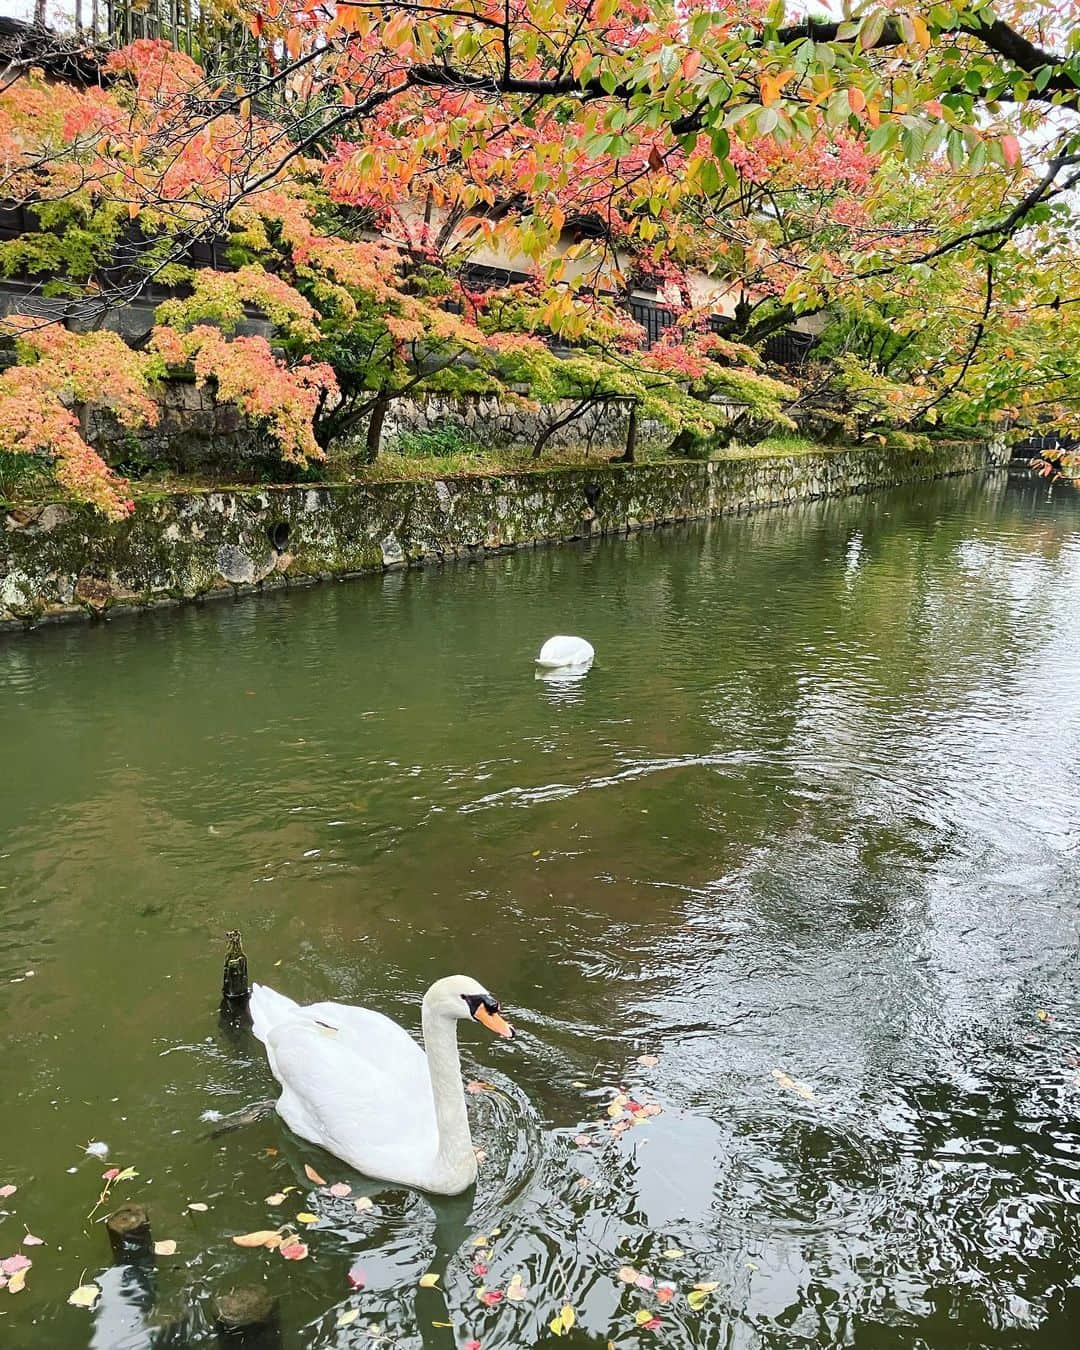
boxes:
[420,1003,475,1186]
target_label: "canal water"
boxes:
[1,472,1078,1349]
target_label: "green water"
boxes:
[2,472,1079,1349]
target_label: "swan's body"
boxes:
[536,635,595,670]
[250,976,513,1195]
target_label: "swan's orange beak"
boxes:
[474,1005,515,1039]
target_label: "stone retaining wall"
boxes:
[0,441,1006,630]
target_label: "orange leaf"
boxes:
[304,1164,327,1185]
[1001,135,1022,168]
[232,1230,283,1249]
[847,87,866,115]
[682,49,702,80]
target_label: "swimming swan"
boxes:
[250,976,514,1195]
[536,635,595,670]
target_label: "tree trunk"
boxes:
[612,402,637,463]
[365,392,390,463]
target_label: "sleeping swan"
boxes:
[250,975,514,1195]
[536,635,595,671]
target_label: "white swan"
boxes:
[536,635,595,670]
[249,975,514,1195]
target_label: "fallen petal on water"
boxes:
[68,1283,100,1309]
[154,1240,177,1256]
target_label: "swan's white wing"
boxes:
[263,1011,438,1183]
[536,635,594,668]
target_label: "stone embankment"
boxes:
[0,441,1006,630]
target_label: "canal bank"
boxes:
[0,439,1005,629]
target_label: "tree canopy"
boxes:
[1,3,1079,511]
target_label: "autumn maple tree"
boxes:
[1,3,1079,510]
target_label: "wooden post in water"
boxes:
[106,1203,154,1264]
[213,1286,282,1346]
[220,929,250,1019]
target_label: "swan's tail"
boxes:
[249,983,302,1044]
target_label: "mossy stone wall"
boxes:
[0,441,1004,630]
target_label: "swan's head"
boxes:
[423,975,515,1040]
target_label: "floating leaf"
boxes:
[1,1256,31,1276]
[280,1241,308,1261]
[354,1196,374,1213]
[466,1081,493,1095]
[101,1169,119,1182]
[68,1283,100,1309]
[22,1233,44,1247]
[472,1262,488,1277]
[687,1289,710,1310]
[506,1273,528,1302]
[7,1266,28,1294]
[0,1186,15,1199]
[477,1288,503,1306]
[419,1273,440,1288]
[573,1134,592,1148]
[113,1167,138,1182]
[693,1281,719,1293]
[618,1266,639,1284]
[187,1202,209,1213]
[265,1193,287,1206]
[295,1212,320,1225]
[770,1069,815,1101]
[635,1309,661,1328]
[464,1341,482,1350]
[549,1305,576,1336]
[347,1263,367,1290]
[1036,1009,1052,1022]
[154,1240,177,1256]
[656,1284,676,1304]
[662,1248,684,1258]
[304,1164,327,1185]
[641,1103,662,1117]
[337,1309,360,1328]
[232,1230,284,1249]
[636,1054,659,1067]
[635,1272,654,1290]
[328,1182,351,1198]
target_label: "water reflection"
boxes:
[1,474,1078,1348]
